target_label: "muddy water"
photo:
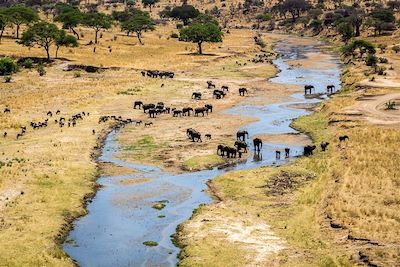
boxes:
[64,37,342,267]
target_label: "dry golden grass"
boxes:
[0,19,281,266]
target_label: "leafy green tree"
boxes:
[255,13,271,28]
[276,0,311,22]
[169,5,200,25]
[54,9,83,39]
[82,12,113,44]
[3,6,39,39]
[19,22,76,61]
[336,20,353,43]
[0,11,9,43]
[366,8,396,36]
[55,29,78,58]
[0,57,17,76]
[141,0,159,12]
[179,19,223,55]
[341,39,376,58]
[121,11,155,44]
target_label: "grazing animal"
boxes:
[4,108,10,113]
[148,108,157,118]
[285,148,290,158]
[304,85,314,95]
[320,142,330,151]
[135,120,142,126]
[239,87,248,96]
[134,101,143,109]
[3,132,7,138]
[253,138,262,151]
[190,132,202,142]
[207,81,216,89]
[56,110,61,115]
[16,133,23,139]
[194,107,208,117]
[141,71,146,77]
[205,104,213,113]
[226,147,237,158]
[92,129,95,135]
[213,89,226,99]
[182,107,193,116]
[47,111,53,117]
[276,150,281,159]
[143,104,155,113]
[221,85,229,91]
[173,110,182,117]
[192,92,202,100]
[234,140,248,152]
[144,122,153,127]
[161,83,164,87]
[205,134,211,140]
[236,130,249,141]
[303,145,316,156]
[217,144,227,156]
[339,135,349,142]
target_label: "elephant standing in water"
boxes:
[253,138,262,151]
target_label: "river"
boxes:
[64,35,342,267]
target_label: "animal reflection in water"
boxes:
[253,151,263,162]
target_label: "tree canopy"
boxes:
[82,12,113,44]
[121,10,155,44]
[55,29,78,58]
[19,21,77,61]
[275,0,311,22]
[179,17,223,55]
[141,0,159,12]
[54,9,83,39]
[3,5,39,38]
[169,5,200,25]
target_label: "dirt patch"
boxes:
[98,162,135,176]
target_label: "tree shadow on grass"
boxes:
[178,52,220,56]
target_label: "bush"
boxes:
[254,36,266,48]
[379,57,388,63]
[170,32,179,38]
[376,66,386,75]
[366,53,378,66]
[37,64,46,76]
[378,44,387,53]
[176,23,183,29]
[385,100,396,110]
[0,57,17,76]
[22,58,34,69]
[73,71,81,78]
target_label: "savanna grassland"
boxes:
[0,8,281,266]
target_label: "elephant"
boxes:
[253,138,262,151]
[134,101,143,109]
[192,92,202,100]
[182,107,193,116]
[304,85,315,95]
[285,148,290,158]
[217,144,227,156]
[148,108,157,118]
[327,85,335,94]
[195,107,208,117]
[205,104,213,113]
[173,110,182,117]
[190,131,202,142]
[276,150,281,159]
[303,145,316,156]
[239,88,248,96]
[236,130,249,141]
[221,85,229,91]
[234,140,248,153]
[143,104,155,113]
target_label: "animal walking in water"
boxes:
[275,150,281,160]
[253,138,262,152]
[284,148,290,158]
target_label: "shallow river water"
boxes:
[64,36,342,267]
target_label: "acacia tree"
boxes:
[4,6,39,39]
[0,11,9,43]
[19,22,77,61]
[278,0,311,22]
[83,12,113,44]
[55,29,78,58]
[141,0,159,12]
[366,8,396,36]
[54,9,83,40]
[179,17,223,55]
[169,5,200,25]
[121,11,155,44]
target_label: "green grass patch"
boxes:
[182,154,225,171]
[143,241,158,247]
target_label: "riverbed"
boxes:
[64,35,342,267]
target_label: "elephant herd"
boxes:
[133,100,213,118]
[141,70,174,79]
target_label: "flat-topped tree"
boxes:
[19,22,77,61]
[142,0,159,12]
[121,10,155,45]
[0,11,9,43]
[3,5,39,39]
[179,14,223,55]
[54,9,84,40]
[169,5,200,25]
[55,29,78,58]
[83,12,113,44]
